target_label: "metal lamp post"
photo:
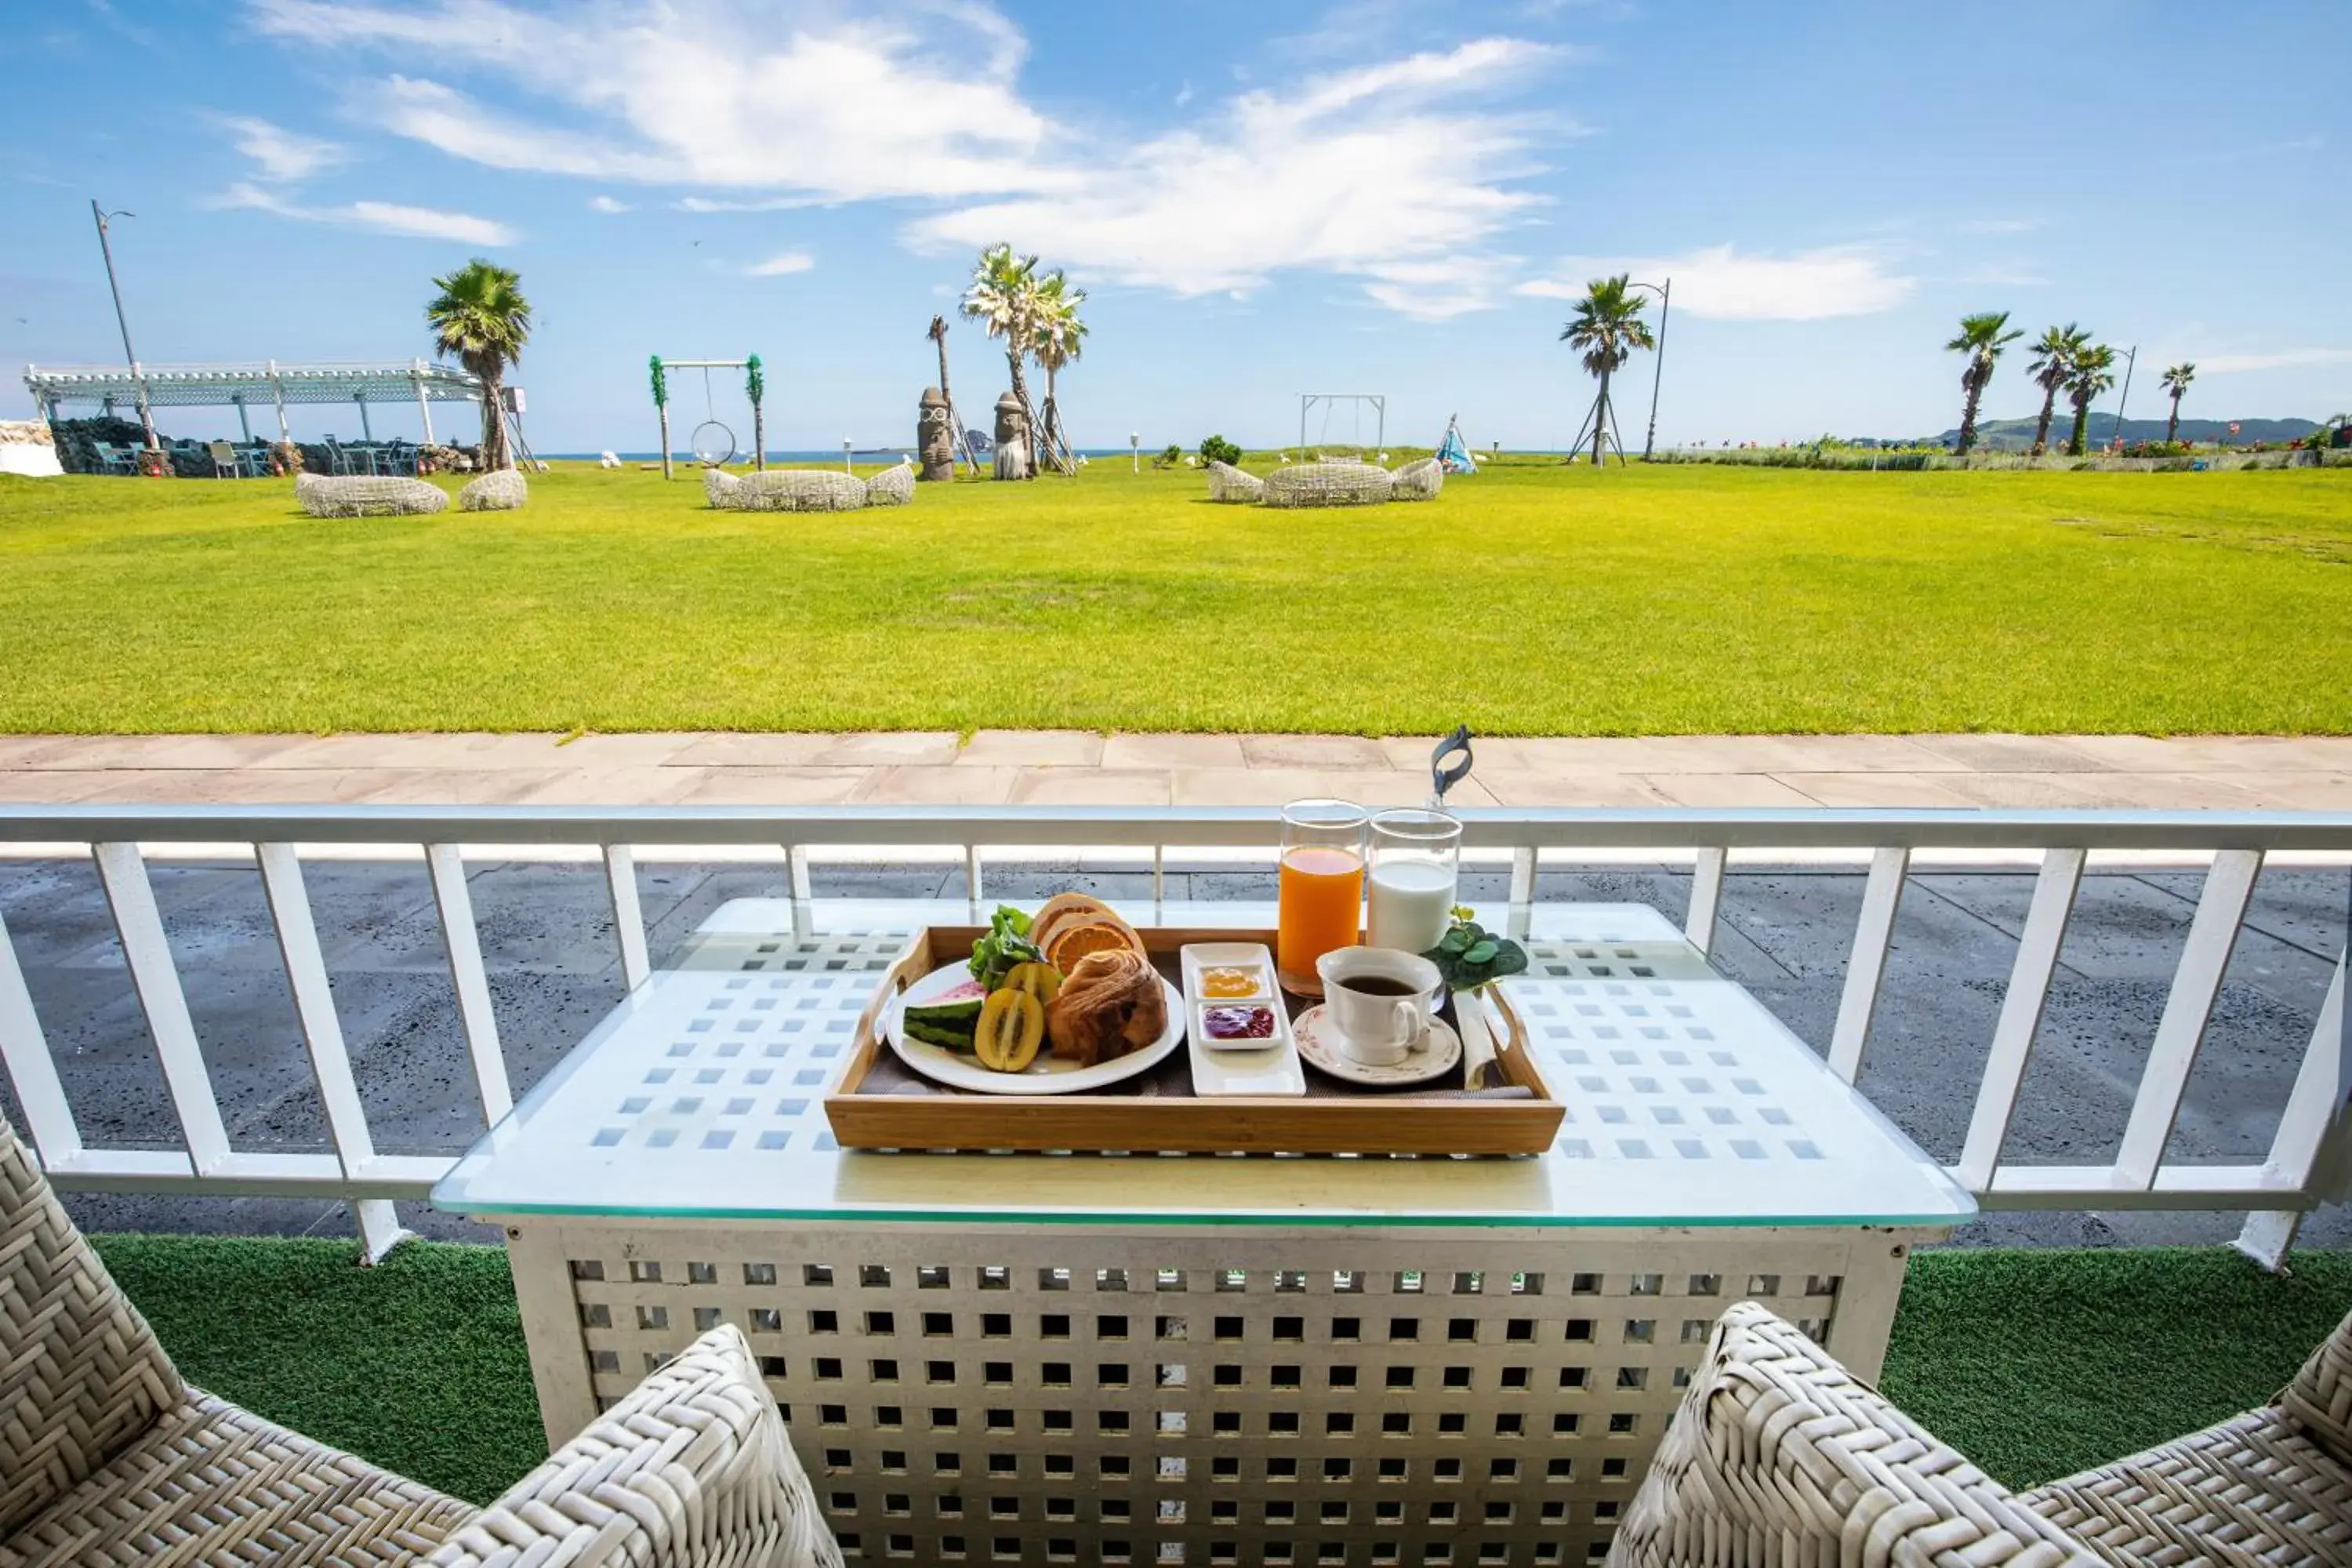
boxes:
[1625,278,1671,460]
[90,199,158,452]
[1130,432,1139,473]
[843,438,853,474]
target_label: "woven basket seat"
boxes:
[735,470,869,513]
[1389,457,1444,500]
[296,472,448,517]
[1610,1300,2352,1568]
[1205,460,1265,503]
[456,470,528,512]
[0,1112,841,1567]
[1262,462,1396,507]
[863,462,915,507]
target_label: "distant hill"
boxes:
[1904,412,2321,450]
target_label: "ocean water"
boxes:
[543,449,1139,463]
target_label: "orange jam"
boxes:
[1200,965,1264,998]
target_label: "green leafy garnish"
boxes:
[969,903,1044,989]
[1421,906,1528,991]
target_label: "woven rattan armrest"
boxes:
[425,1325,840,1567]
[1608,1301,2098,1567]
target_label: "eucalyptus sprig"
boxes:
[1421,906,1529,990]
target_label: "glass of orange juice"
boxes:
[1276,798,1369,996]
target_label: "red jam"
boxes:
[1203,1005,1276,1040]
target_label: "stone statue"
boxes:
[917,387,954,482]
[993,390,1031,481]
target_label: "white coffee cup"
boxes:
[1315,946,1443,1066]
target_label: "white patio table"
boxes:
[435,899,1972,1568]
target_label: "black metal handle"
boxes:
[1430,725,1474,806]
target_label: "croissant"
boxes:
[1047,949,1167,1067]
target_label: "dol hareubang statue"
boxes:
[993,390,1031,481]
[918,387,954,482]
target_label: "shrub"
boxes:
[1198,434,1243,466]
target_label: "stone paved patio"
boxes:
[2,731,2348,808]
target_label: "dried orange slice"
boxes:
[976,988,1044,1073]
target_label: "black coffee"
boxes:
[1337,975,1417,997]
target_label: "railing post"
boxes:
[1683,847,1727,954]
[603,844,651,991]
[1507,847,1537,938]
[425,843,512,1123]
[784,844,813,942]
[1828,846,1910,1083]
[256,843,412,1261]
[93,841,230,1174]
[2114,850,2263,1189]
[965,844,985,923]
[2234,952,2347,1271]
[1956,848,2084,1192]
[0,906,83,1166]
[1152,845,1167,924]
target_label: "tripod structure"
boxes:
[1566,381,1631,466]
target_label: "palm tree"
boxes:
[926,314,980,474]
[745,354,765,471]
[1030,270,1087,475]
[2025,323,2089,456]
[2160,362,2195,445]
[2065,343,2118,456]
[960,244,1044,473]
[425,258,531,470]
[1946,310,2022,456]
[1558,274,1656,466]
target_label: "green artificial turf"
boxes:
[89,1234,2352,1505]
[4,459,2349,735]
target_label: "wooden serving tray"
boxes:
[826,924,1563,1156]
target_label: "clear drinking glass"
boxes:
[1276,799,1369,996]
[1366,808,1462,956]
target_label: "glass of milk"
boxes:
[1366,808,1461,956]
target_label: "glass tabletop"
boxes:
[431,902,1973,1229]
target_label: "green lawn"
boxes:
[4,460,2347,735]
[93,1233,2352,1504]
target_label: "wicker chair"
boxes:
[1388,457,1444,500]
[456,469,528,512]
[0,1114,839,1566]
[1609,1301,2352,1567]
[1204,459,1265,503]
[1262,461,1396,507]
[296,472,450,517]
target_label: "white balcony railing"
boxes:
[1,805,2344,1265]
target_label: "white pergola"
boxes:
[22,359,489,445]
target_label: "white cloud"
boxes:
[746,251,815,277]
[588,194,630,213]
[215,114,344,181]
[2193,347,2352,374]
[249,0,1062,199]
[677,194,829,213]
[245,2,1570,318]
[909,38,1563,310]
[216,182,517,245]
[1519,244,1915,320]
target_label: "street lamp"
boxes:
[843,437,853,474]
[1624,277,1672,459]
[89,199,158,452]
[1130,432,1139,473]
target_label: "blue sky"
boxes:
[5,0,2347,452]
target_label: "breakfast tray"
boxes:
[826,924,1563,1155]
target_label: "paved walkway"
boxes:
[2,731,2349,809]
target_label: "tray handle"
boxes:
[856,933,941,1049]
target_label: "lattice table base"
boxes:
[496,1219,1931,1568]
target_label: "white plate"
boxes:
[885,960,1185,1095]
[1294,1005,1461,1087]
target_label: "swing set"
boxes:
[1297,392,1385,459]
[648,354,765,479]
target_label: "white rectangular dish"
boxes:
[1178,942,1304,1097]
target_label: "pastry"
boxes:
[1046,949,1167,1067]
